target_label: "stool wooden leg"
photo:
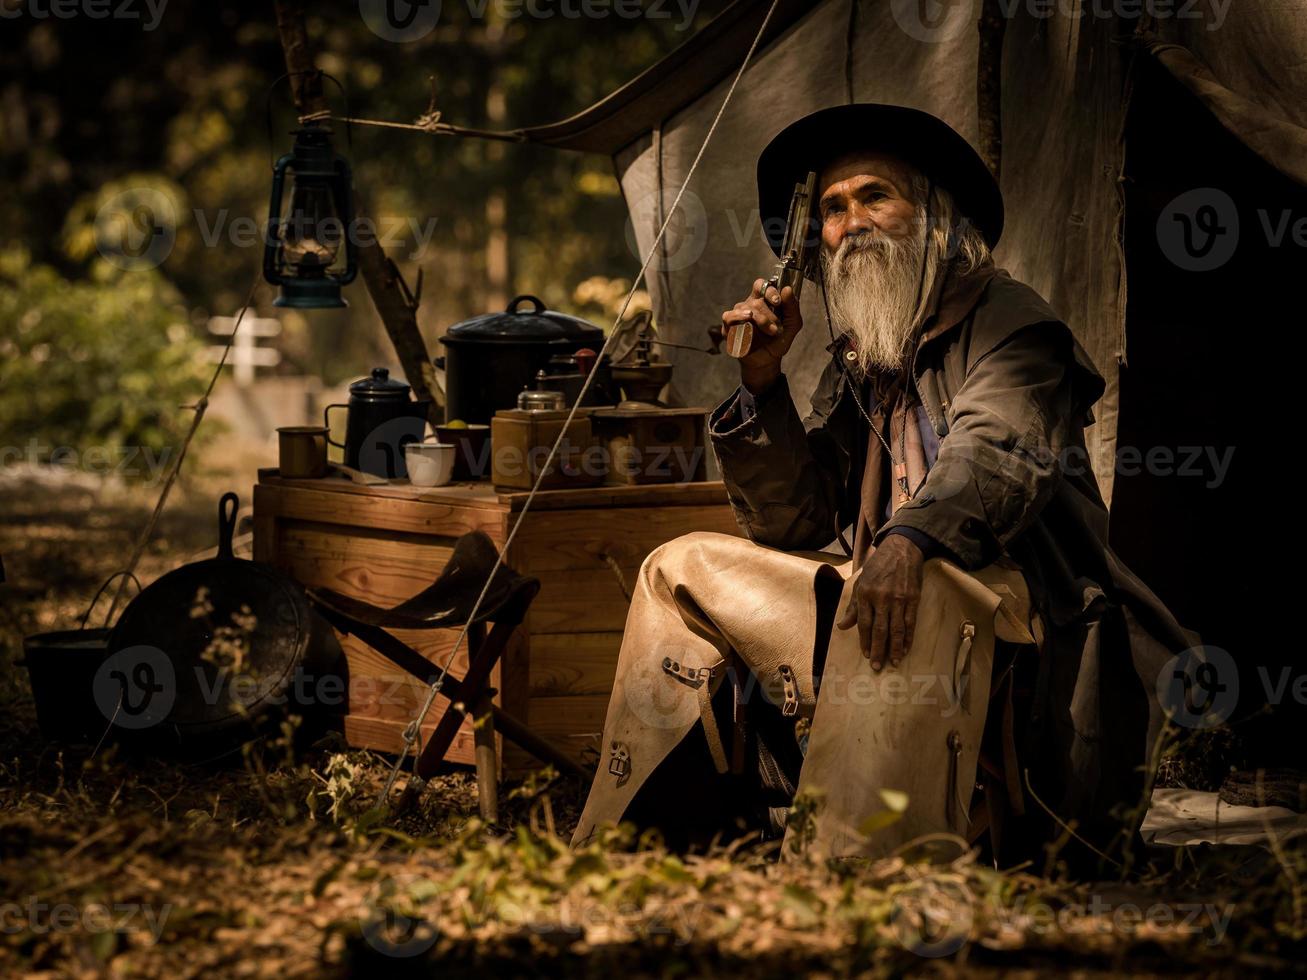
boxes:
[413,619,507,780]
[473,690,499,823]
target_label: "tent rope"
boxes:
[298,105,528,144]
[106,273,263,622]
[378,0,786,805]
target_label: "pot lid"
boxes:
[349,367,410,399]
[441,294,604,345]
[518,389,566,410]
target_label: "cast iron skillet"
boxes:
[105,492,342,758]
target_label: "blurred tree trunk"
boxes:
[273,0,440,414]
[483,20,509,311]
[977,0,1007,179]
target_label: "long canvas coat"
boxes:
[708,265,1194,864]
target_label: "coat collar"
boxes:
[917,255,998,348]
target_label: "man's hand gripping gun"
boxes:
[723,170,817,359]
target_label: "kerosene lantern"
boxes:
[263,121,357,308]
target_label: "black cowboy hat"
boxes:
[757,103,1003,258]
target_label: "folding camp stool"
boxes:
[307,530,589,821]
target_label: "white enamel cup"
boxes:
[405,442,456,487]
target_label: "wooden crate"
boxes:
[252,470,741,773]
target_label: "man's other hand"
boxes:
[837,533,925,670]
[714,279,804,392]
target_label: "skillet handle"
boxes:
[217,492,239,560]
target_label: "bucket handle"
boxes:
[79,571,144,630]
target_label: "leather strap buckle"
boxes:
[661,654,730,774]
[778,664,799,717]
[662,657,716,687]
[608,741,631,781]
[954,621,976,710]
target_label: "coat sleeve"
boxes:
[708,363,859,551]
[875,322,1079,569]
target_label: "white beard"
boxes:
[821,229,928,374]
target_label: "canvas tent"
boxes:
[515,0,1307,509]
[504,0,1307,750]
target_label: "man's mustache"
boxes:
[825,232,894,270]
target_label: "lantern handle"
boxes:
[262,152,294,286]
[336,156,358,286]
[265,70,352,171]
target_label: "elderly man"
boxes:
[572,105,1190,870]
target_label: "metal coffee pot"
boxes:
[324,367,432,479]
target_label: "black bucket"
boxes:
[21,627,112,743]
[19,572,139,744]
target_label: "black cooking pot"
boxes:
[105,493,343,759]
[436,295,605,424]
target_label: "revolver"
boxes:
[724,170,818,359]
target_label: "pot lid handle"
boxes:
[507,294,546,315]
[349,366,412,396]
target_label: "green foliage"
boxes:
[0,3,733,391]
[0,248,210,467]
[785,787,822,858]
[857,787,910,836]
[307,752,367,826]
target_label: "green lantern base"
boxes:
[273,278,347,309]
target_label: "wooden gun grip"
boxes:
[724,320,753,359]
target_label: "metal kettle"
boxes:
[324,368,432,479]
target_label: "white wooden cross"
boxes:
[206,315,282,386]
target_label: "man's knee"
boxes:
[640,531,742,578]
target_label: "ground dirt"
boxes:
[1,462,1303,978]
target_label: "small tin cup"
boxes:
[278,425,329,479]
